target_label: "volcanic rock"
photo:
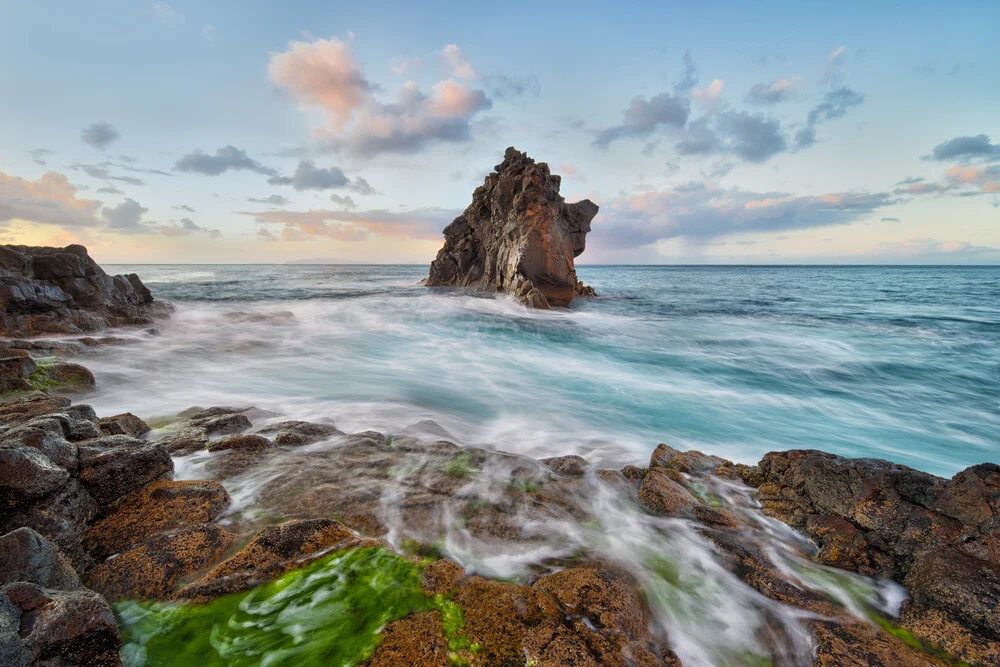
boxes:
[426,147,598,308]
[0,244,164,337]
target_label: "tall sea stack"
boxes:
[426,147,598,308]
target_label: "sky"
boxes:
[1,0,998,265]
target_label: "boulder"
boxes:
[206,433,271,453]
[636,467,700,517]
[97,413,150,438]
[0,244,161,337]
[0,447,69,509]
[0,527,81,590]
[78,443,173,506]
[0,479,99,571]
[426,147,598,308]
[0,582,122,666]
[0,349,36,392]
[256,420,342,447]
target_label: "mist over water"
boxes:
[89,264,999,477]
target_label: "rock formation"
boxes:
[426,147,598,308]
[0,244,164,337]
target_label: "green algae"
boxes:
[24,357,59,391]
[115,546,468,667]
[441,451,475,477]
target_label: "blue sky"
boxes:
[1,0,998,263]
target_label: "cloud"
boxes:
[390,56,422,75]
[895,165,1000,195]
[350,177,377,195]
[239,206,460,242]
[174,145,278,176]
[269,37,491,156]
[28,148,54,166]
[248,194,290,206]
[158,217,222,238]
[266,160,373,193]
[202,25,216,40]
[746,78,800,105]
[875,238,1000,259]
[794,87,865,149]
[258,228,280,242]
[173,204,195,212]
[0,171,104,228]
[81,122,120,150]
[881,217,901,223]
[484,74,541,100]
[821,46,849,83]
[588,182,894,252]
[926,134,1000,162]
[71,163,146,186]
[594,92,690,148]
[674,50,698,94]
[692,79,725,107]
[329,194,357,210]
[101,198,150,234]
[96,186,125,195]
[676,111,787,163]
[440,44,477,80]
[151,2,184,22]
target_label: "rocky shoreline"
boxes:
[1,246,998,666]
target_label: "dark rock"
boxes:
[0,349,36,392]
[158,427,209,455]
[206,433,271,453]
[256,420,341,447]
[0,244,161,337]
[192,412,252,436]
[426,147,599,308]
[0,394,71,425]
[39,362,96,394]
[0,426,78,471]
[0,479,99,571]
[0,582,122,666]
[0,447,69,509]
[97,413,150,438]
[0,527,81,590]
[78,443,173,506]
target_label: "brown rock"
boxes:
[40,362,97,394]
[0,447,69,509]
[421,558,465,596]
[159,427,208,455]
[97,413,150,438]
[207,433,271,453]
[636,467,699,517]
[256,420,342,447]
[86,524,233,601]
[0,349,36,392]
[368,611,451,667]
[426,148,599,308]
[177,518,382,603]
[83,480,231,559]
[541,454,590,476]
[78,443,173,506]
[808,619,950,667]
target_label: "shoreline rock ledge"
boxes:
[0,244,164,337]
[426,147,598,308]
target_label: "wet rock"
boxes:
[426,147,598,308]
[256,420,342,447]
[158,427,208,455]
[808,619,951,667]
[86,524,233,601]
[206,433,271,453]
[0,394,71,425]
[36,362,97,394]
[0,479,99,571]
[97,413,150,438]
[0,243,159,337]
[541,454,589,476]
[177,519,383,603]
[368,611,452,667]
[636,467,700,517]
[191,412,252,436]
[83,480,231,559]
[0,527,81,590]
[0,425,78,471]
[0,349,36,392]
[421,558,465,596]
[0,582,122,666]
[0,447,69,509]
[78,443,173,506]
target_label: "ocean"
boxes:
[85,263,999,665]
[91,264,1000,478]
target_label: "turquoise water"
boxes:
[91,264,1000,477]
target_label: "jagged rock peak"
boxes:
[426,147,598,308]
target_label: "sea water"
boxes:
[89,264,999,477]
